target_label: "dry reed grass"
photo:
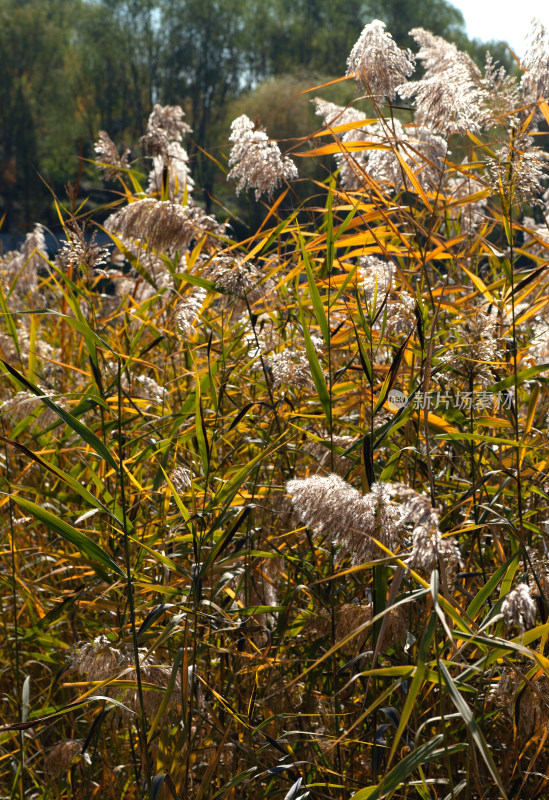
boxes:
[2,17,549,800]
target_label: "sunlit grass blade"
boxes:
[439,660,508,798]
[385,611,436,771]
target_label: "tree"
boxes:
[0,0,518,233]
[367,0,466,49]
[0,0,83,230]
[73,0,161,138]
[158,0,256,206]
[266,0,368,76]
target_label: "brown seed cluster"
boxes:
[305,602,408,656]
[266,350,314,391]
[44,740,90,780]
[70,635,180,719]
[106,198,224,254]
[286,475,404,563]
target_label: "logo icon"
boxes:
[387,389,408,412]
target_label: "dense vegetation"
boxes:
[3,12,549,800]
[0,0,513,235]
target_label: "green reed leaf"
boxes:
[11,495,124,578]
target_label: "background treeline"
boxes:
[0,0,513,236]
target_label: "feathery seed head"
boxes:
[521,19,549,103]
[213,259,260,298]
[312,98,368,130]
[314,99,406,191]
[356,256,415,334]
[71,635,180,718]
[134,375,166,407]
[94,130,131,181]
[0,223,46,300]
[502,583,537,631]
[58,221,110,273]
[267,350,313,391]
[242,314,281,356]
[346,20,415,100]
[169,466,191,493]
[312,98,374,189]
[489,667,549,737]
[228,114,298,199]
[451,307,502,386]
[286,474,403,563]
[203,254,275,306]
[0,389,59,428]
[175,288,207,338]
[478,53,519,125]
[148,104,192,141]
[358,256,394,304]
[106,198,224,254]
[391,485,461,584]
[44,740,90,780]
[486,129,547,204]
[141,103,192,158]
[398,28,482,134]
[305,602,406,655]
[315,99,445,194]
[147,140,195,201]
[408,513,461,585]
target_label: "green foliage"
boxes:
[0,0,83,227]
[3,12,549,800]
[0,0,515,233]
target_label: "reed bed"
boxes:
[2,18,549,800]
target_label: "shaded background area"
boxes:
[0,0,515,242]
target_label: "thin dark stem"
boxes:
[3,431,24,800]
[469,374,487,584]
[117,360,153,799]
[504,139,525,546]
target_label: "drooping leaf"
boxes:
[0,360,118,469]
[11,496,124,578]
